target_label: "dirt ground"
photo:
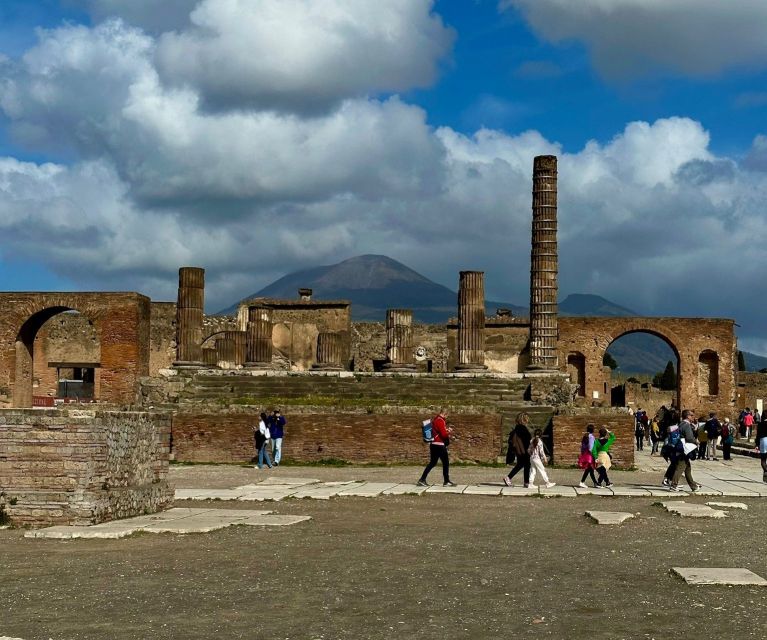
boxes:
[2,466,766,640]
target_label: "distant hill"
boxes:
[216,254,525,323]
[560,293,637,317]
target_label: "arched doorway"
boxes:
[603,330,680,413]
[14,307,101,407]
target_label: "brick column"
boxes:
[174,267,204,367]
[527,155,559,371]
[383,309,416,371]
[245,306,273,368]
[313,332,343,370]
[455,271,487,371]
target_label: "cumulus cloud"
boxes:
[504,0,767,79]
[71,0,199,33]
[154,0,454,112]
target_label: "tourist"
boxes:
[503,412,532,488]
[755,415,767,482]
[670,409,700,491]
[704,412,721,461]
[635,418,645,451]
[661,423,681,486]
[593,426,616,488]
[744,408,755,441]
[649,418,661,455]
[697,420,708,460]
[721,418,734,460]
[528,429,555,488]
[269,408,286,466]
[417,408,456,487]
[254,412,273,469]
[577,424,598,488]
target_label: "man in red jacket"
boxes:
[417,409,456,487]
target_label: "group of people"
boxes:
[738,407,760,440]
[252,409,286,469]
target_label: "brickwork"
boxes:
[0,409,173,526]
[353,322,449,372]
[558,317,736,418]
[0,293,151,407]
[735,372,767,412]
[171,410,502,464]
[551,411,635,469]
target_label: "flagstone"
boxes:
[586,511,635,525]
[338,482,398,497]
[381,484,429,495]
[672,567,767,586]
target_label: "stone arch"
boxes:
[698,349,719,396]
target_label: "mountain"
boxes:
[560,293,637,317]
[744,351,767,372]
[216,254,526,323]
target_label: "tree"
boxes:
[738,350,746,372]
[603,352,618,370]
[626,376,641,384]
[655,360,676,390]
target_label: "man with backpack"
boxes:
[417,409,456,487]
[669,409,701,492]
[635,418,645,451]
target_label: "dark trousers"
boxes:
[722,442,731,460]
[651,438,659,454]
[420,444,450,483]
[507,454,530,485]
[698,442,707,459]
[596,466,610,485]
[636,435,643,450]
[581,467,597,485]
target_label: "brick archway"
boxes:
[0,293,150,407]
[558,317,736,417]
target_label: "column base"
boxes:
[382,362,417,372]
[453,364,488,372]
[245,362,273,369]
[311,364,344,371]
[525,364,559,373]
[172,361,204,369]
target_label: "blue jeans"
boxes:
[258,444,272,469]
[271,437,283,465]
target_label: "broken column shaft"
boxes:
[383,309,416,371]
[245,306,273,368]
[313,332,343,370]
[455,270,487,371]
[527,155,559,371]
[174,267,204,367]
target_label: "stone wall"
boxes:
[171,410,502,464]
[735,372,767,413]
[447,317,531,373]
[352,322,449,372]
[150,302,177,375]
[551,411,635,469]
[623,382,675,418]
[0,409,173,526]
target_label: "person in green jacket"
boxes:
[592,427,616,487]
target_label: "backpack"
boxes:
[667,427,683,452]
[636,423,645,435]
[422,419,433,443]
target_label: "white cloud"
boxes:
[72,0,200,33]
[504,0,767,78]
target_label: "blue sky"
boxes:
[2,1,767,352]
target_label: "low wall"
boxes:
[551,412,635,469]
[172,411,503,464]
[0,409,173,527]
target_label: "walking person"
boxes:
[503,412,532,488]
[757,413,767,483]
[635,419,645,451]
[269,408,286,466]
[704,412,721,461]
[254,412,273,469]
[578,424,598,488]
[721,418,734,460]
[650,418,661,455]
[670,409,700,492]
[661,423,682,487]
[744,409,755,441]
[528,429,556,489]
[593,427,616,487]
[417,409,456,487]
[697,420,708,460]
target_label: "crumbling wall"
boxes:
[150,302,177,375]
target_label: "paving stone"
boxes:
[539,485,577,497]
[706,501,748,510]
[608,486,651,497]
[174,489,208,500]
[500,485,539,496]
[142,518,236,534]
[381,484,428,495]
[586,511,635,525]
[338,482,398,497]
[291,483,364,500]
[659,501,727,519]
[462,485,503,496]
[638,486,689,497]
[672,567,767,586]
[575,486,614,496]
[728,482,767,496]
[257,477,320,486]
[237,489,299,502]
[238,515,312,526]
[694,480,754,497]
[425,484,469,494]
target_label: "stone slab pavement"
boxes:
[672,567,767,586]
[586,511,635,525]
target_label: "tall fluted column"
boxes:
[383,309,416,371]
[527,155,559,371]
[313,332,343,370]
[245,306,273,368]
[455,271,487,371]
[174,266,204,367]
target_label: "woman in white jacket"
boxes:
[254,411,273,469]
[528,429,555,489]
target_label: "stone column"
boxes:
[527,155,559,371]
[202,346,218,367]
[245,306,273,368]
[174,267,204,367]
[215,334,236,369]
[313,332,343,370]
[220,330,246,368]
[383,309,416,371]
[455,271,487,371]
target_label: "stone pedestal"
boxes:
[174,267,204,367]
[455,271,487,371]
[313,332,343,370]
[383,309,416,371]
[527,155,559,371]
[245,306,273,368]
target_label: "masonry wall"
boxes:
[551,412,635,469]
[150,302,177,375]
[447,319,531,373]
[171,410,503,464]
[0,409,173,526]
[735,372,767,412]
[352,322,449,372]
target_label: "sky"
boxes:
[2,1,767,352]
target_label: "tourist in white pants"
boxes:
[527,429,556,488]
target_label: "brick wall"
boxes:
[0,409,173,526]
[172,411,503,464]
[551,412,635,469]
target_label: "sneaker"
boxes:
[526,483,537,488]
[503,476,513,487]
[606,483,614,488]
[443,481,457,487]
[691,484,701,492]
[578,482,588,488]
[668,484,681,492]
[662,478,670,487]
[416,480,428,487]
[545,482,556,488]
